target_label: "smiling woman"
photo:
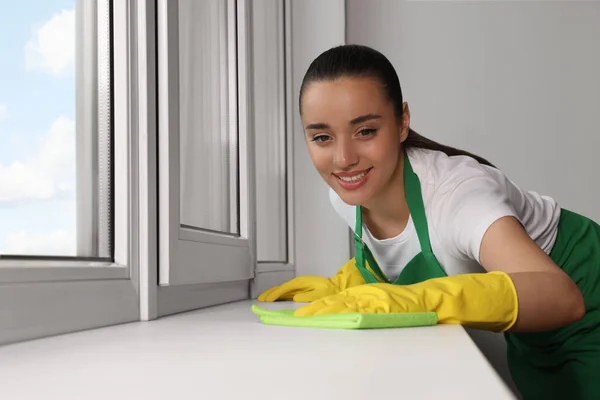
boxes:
[259,44,600,400]
[301,76,406,210]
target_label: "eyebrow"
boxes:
[349,113,382,125]
[304,113,382,130]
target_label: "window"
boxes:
[154,0,296,313]
[0,0,297,343]
[0,0,113,259]
[0,0,145,345]
[155,0,254,314]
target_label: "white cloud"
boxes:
[24,9,75,76]
[2,229,75,256]
[0,104,6,120]
[36,116,76,178]
[0,116,75,204]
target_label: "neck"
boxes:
[362,151,409,233]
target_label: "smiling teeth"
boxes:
[339,171,368,182]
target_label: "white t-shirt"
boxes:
[329,147,561,280]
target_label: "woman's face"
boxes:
[301,76,410,206]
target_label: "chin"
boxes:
[336,189,372,207]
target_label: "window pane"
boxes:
[0,0,112,258]
[178,0,239,235]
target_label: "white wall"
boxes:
[290,0,351,277]
[346,0,600,397]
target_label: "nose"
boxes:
[333,138,359,169]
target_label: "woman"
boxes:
[258,44,600,399]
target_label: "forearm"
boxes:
[507,271,586,332]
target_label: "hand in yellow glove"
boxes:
[258,258,383,303]
[294,271,519,332]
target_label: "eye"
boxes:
[357,128,377,137]
[311,134,331,143]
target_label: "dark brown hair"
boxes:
[299,44,496,168]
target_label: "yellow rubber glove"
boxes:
[258,258,383,303]
[294,271,519,332]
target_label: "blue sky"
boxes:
[0,0,77,255]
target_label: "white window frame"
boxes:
[250,0,296,296]
[253,0,289,266]
[75,0,112,258]
[136,0,160,322]
[0,0,147,345]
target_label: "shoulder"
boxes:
[407,147,515,208]
[406,147,500,191]
[407,148,519,262]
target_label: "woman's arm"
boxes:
[479,215,586,332]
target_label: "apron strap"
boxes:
[403,153,434,254]
[354,206,385,283]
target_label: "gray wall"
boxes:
[346,0,600,397]
[346,0,600,221]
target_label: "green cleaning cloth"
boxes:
[251,305,438,330]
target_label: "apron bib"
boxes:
[354,153,447,285]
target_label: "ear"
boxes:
[399,102,411,143]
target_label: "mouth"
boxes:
[333,168,372,190]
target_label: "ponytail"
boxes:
[404,128,496,168]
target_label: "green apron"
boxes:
[353,153,447,285]
[353,153,600,400]
[504,208,600,400]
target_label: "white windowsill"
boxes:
[0,300,516,399]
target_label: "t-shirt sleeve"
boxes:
[430,162,518,263]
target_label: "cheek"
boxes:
[306,145,332,174]
[365,135,399,165]
[378,143,398,163]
